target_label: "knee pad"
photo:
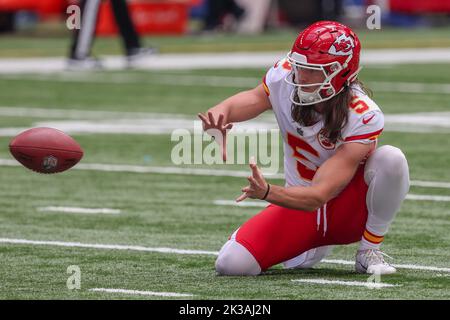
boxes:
[215,239,261,276]
[365,145,409,185]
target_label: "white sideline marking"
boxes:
[321,259,450,273]
[214,194,450,206]
[291,279,400,288]
[406,194,450,202]
[0,106,190,120]
[0,48,450,74]
[214,200,267,207]
[0,238,449,273]
[37,206,121,215]
[410,180,450,189]
[3,72,450,94]
[0,158,282,178]
[0,238,218,255]
[1,107,450,135]
[89,288,194,297]
[369,82,450,95]
[384,112,450,133]
[1,73,260,88]
[1,158,450,189]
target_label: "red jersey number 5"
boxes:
[287,132,319,181]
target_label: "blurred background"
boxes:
[0,0,449,300]
[0,0,449,56]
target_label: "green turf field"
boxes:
[0,29,449,299]
[1,26,450,57]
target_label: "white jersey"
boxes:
[263,58,384,187]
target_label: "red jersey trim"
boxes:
[344,128,383,142]
[262,75,270,96]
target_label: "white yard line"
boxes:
[410,180,450,189]
[1,107,450,135]
[2,72,450,94]
[1,48,450,74]
[0,158,283,178]
[0,73,261,88]
[1,115,450,136]
[89,288,194,297]
[369,82,450,94]
[0,106,189,120]
[214,200,267,207]
[1,158,450,189]
[0,238,448,273]
[214,194,450,206]
[291,279,400,288]
[384,112,450,133]
[37,206,121,215]
[0,238,218,255]
[406,194,450,202]
[320,259,450,273]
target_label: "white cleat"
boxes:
[66,57,103,71]
[355,249,397,275]
[126,47,158,69]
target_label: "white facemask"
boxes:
[284,52,344,106]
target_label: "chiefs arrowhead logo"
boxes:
[317,129,335,150]
[328,33,355,56]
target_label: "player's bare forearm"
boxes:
[265,184,324,212]
[207,84,271,123]
[265,161,357,211]
[266,143,374,211]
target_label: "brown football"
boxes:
[9,127,83,174]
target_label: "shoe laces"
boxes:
[360,249,394,266]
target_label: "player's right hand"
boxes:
[197,111,233,161]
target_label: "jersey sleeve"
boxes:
[262,58,291,98]
[342,110,384,144]
[262,63,276,97]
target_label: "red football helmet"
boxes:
[285,21,362,106]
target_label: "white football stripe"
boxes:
[3,72,449,93]
[37,206,121,214]
[213,194,450,208]
[1,48,450,74]
[1,158,450,189]
[1,107,450,135]
[0,238,218,255]
[0,106,190,120]
[321,259,450,273]
[1,73,260,88]
[291,279,400,288]
[369,82,450,94]
[0,158,283,178]
[410,180,450,189]
[213,200,267,207]
[89,288,193,297]
[0,238,449,273]
[406,194,450,202]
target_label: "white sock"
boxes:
[359,145,410,251]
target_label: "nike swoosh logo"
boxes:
[362,114,375,124]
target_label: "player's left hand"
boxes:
[236,157,269,202]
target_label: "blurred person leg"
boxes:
[110,0,155,55]
[235,0,271,34]
[203,0,244,31]
[68,0,103,69]
[109,0,157,66]
[204,0,226,31]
